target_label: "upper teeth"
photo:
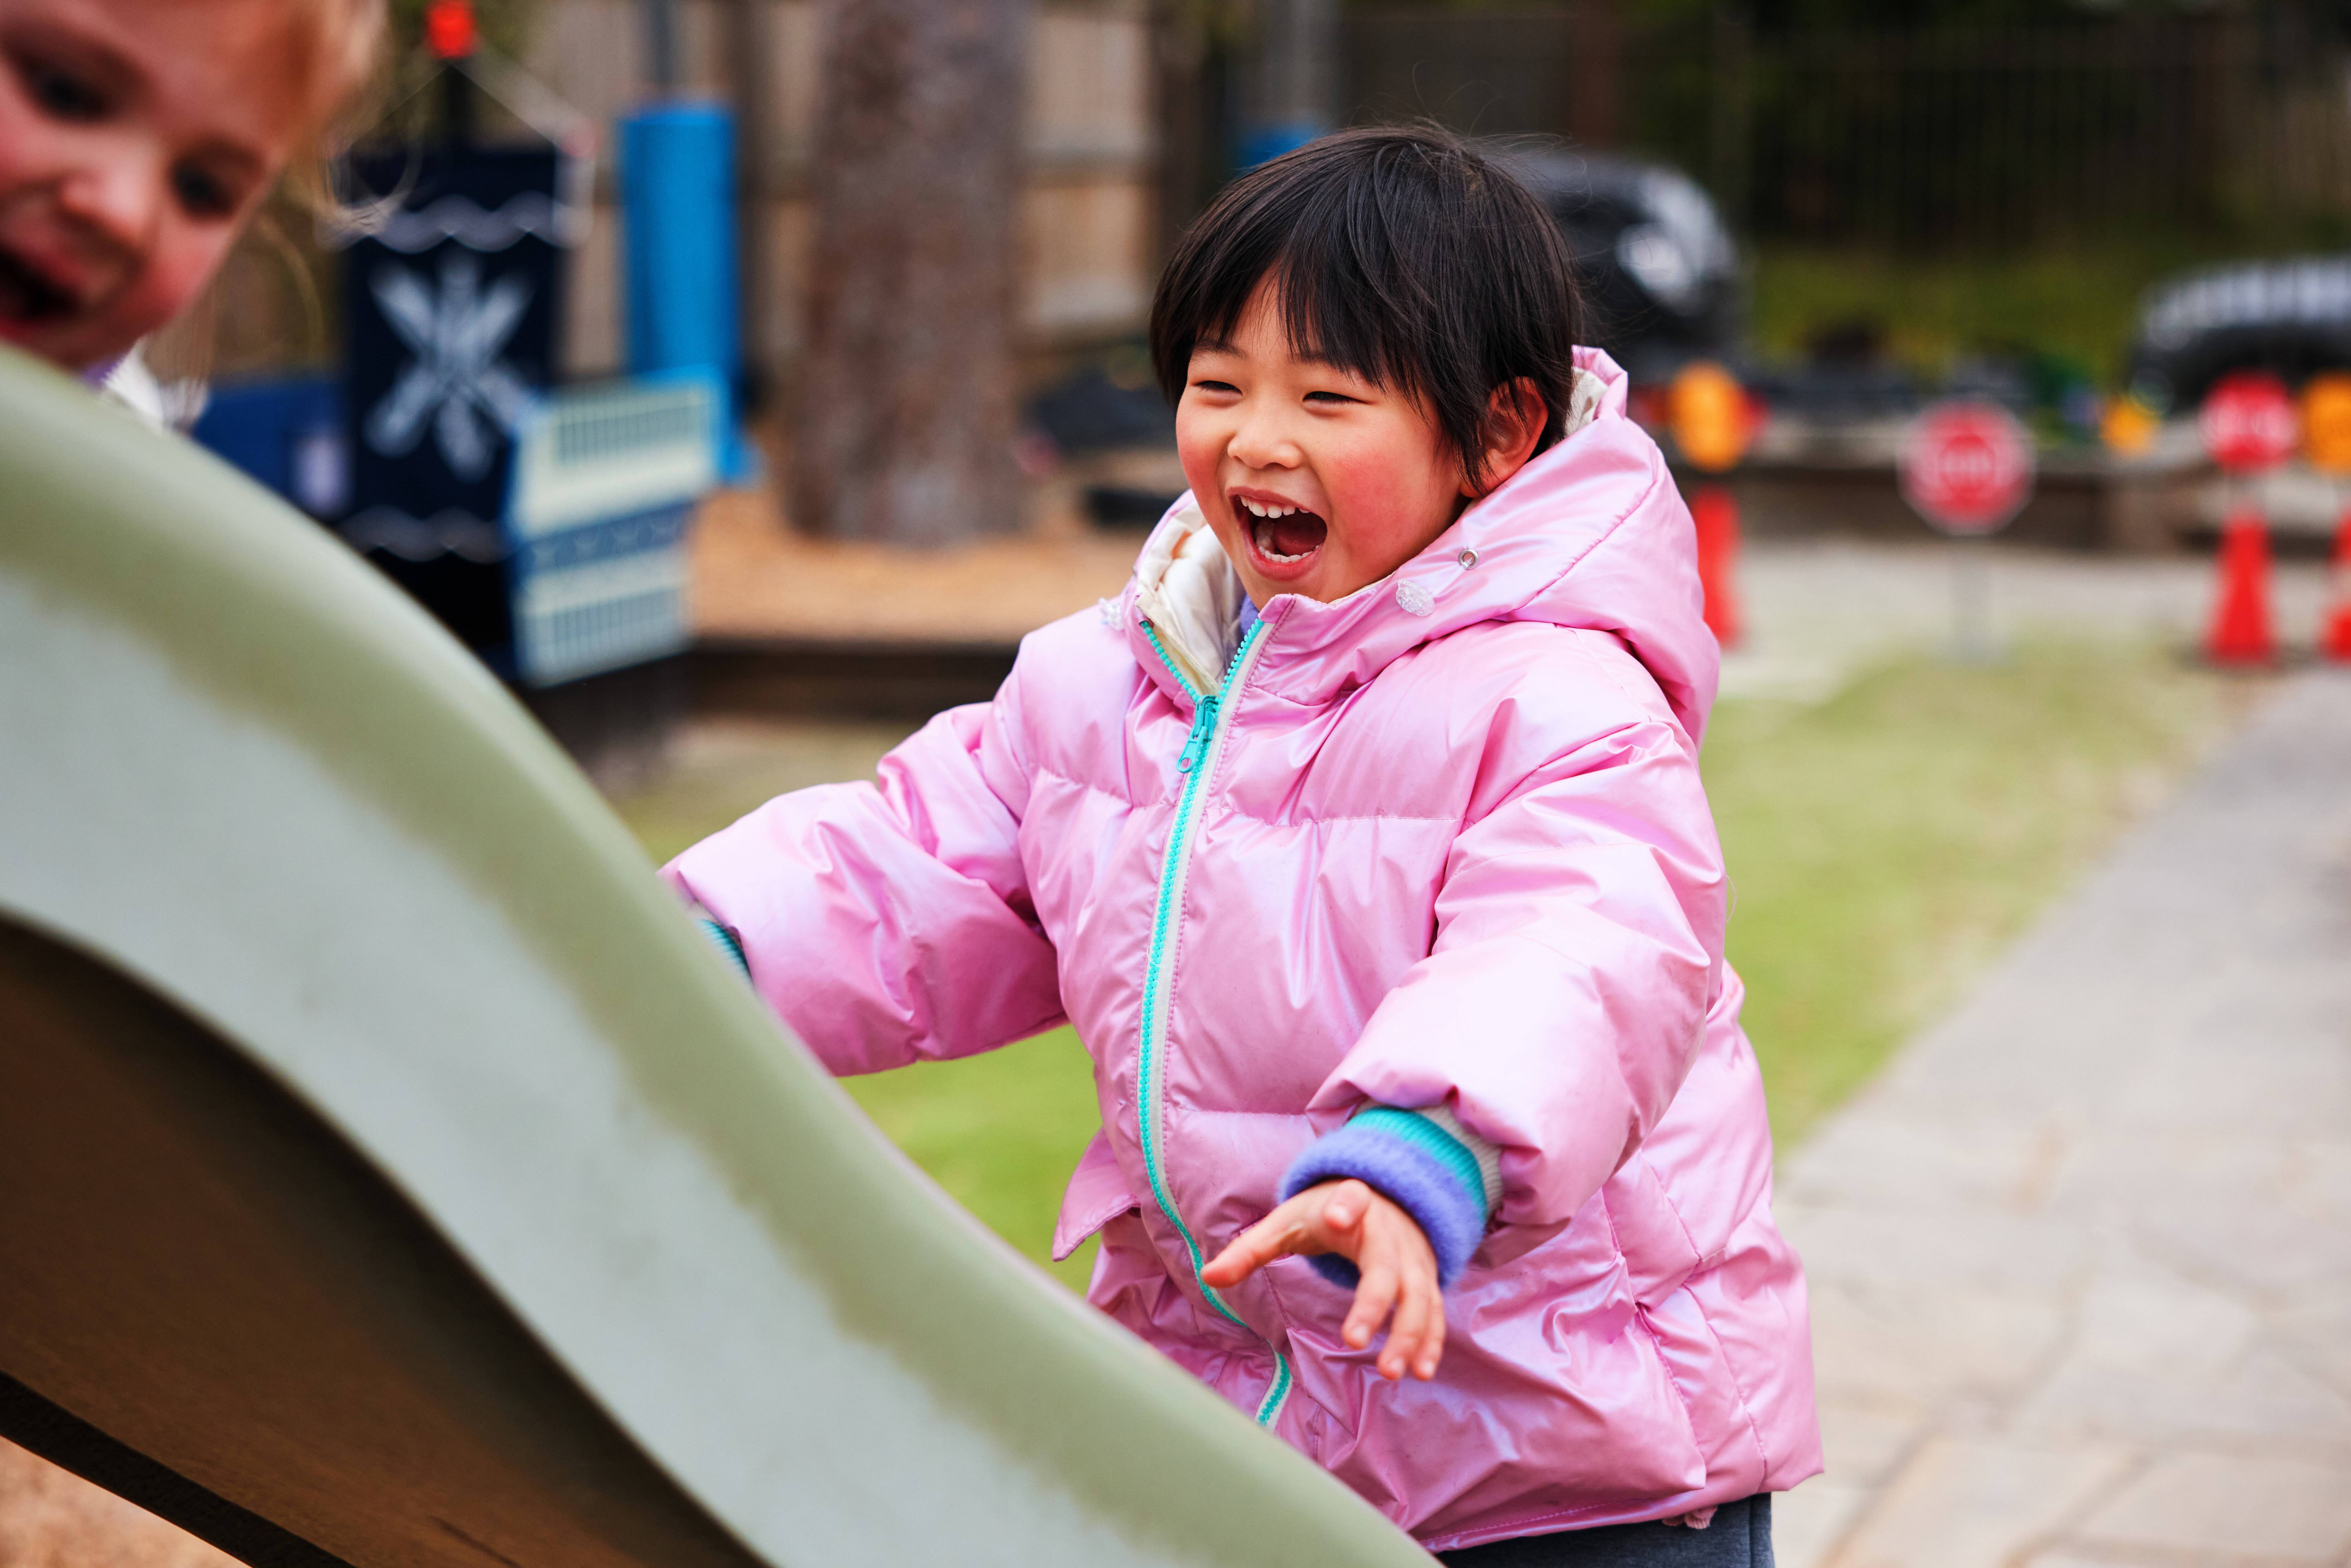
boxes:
[1241,498,1300,518]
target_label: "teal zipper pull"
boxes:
[1177,694,1219,773]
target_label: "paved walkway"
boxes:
[1721,542,2331,704]
[1772,670,2351,1567]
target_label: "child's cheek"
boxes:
[114,237,229,350]
[1173,403,1226,496]
[1326,438,1454,574]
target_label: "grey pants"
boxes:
[1437,1496,1772,1568]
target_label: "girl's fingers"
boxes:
[1201,1219,1289,1285]
[1387,1266,1446,1380]
[1202,1187,1331,1284]
[1202,1188,1449,1385]
[1344,1258,1400,1353]
[1381,1266,1429,1379]
[1414,1275,1447,1378]
[1317,1181,1367,1236]
[1204,1182,1374,1286]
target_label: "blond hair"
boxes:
[282,0,393,209]
[140,0,389,395]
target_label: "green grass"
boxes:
[836,1028,1107,1290]
[615,642,2241,1282]
[618,717,919,867]
[1707,640,2241,1141]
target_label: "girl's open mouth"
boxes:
[1236,495,1328,567]
[0,245,78,327]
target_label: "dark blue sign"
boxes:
[338,145,571,665]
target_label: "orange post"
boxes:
[1691,484,1743,648]
[1668,361,1758,652]
[2206,508,2277,665]
[2324,508,2351,662]
[2301,374,2351,661]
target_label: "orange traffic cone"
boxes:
[2324,509,2351,662]
[2206,507,2276,665]
[1692,484,1743,649]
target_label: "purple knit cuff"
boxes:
[1279,1119,1490,1289]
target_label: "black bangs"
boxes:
[1149,126,1584,490]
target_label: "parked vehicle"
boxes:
[2126,256,2351,414]
[1488,148,1742,384]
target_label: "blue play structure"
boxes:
[194,371,714,690]
[1237,122,1325,170]
[504,375,716,686]
[620,103,750,481]
[190,374,349,518]
[189,56,745,687]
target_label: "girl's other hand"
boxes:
[1200,1179,1444,1381]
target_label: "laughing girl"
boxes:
[668,126,1819,1562]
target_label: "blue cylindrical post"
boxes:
[1236,0,1335,170]
[619,103,748,479]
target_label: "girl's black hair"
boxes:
[1149,126,1584,490]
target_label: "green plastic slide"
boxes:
[0,346,1433,1568]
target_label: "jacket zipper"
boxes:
[1136,615,1293,1428]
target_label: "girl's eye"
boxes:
[19,54,108,121]
[172,164,234,219]
[1304,390,1358,406]
[1191,379,1240,395]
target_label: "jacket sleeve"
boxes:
[1281,1103,1499,1287]
[1303,659,1727,1242]
[661,684,1066,1076]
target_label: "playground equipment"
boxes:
[0,346,1433,1568]
[621,105,750,482]
[505,377,714,686]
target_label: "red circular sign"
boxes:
[2200,371,2298,475]
[1901,401,2036,535]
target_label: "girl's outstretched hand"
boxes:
[1200,1179,1444,1382]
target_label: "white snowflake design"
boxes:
[362,251,536,483]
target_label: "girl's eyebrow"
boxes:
[4,14,139,98]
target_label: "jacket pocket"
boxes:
[1052,1131,1138,1260]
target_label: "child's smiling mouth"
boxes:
[1234,492,1329,568]
[0,243,80,330]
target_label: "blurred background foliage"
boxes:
[1746,241,2236,384]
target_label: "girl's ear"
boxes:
[1461,378,1548,499]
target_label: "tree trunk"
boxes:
[795,0,1031,544]
[1151,0,1212,264]
[727,0,779,418]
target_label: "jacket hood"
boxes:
[1122,348,1720,745]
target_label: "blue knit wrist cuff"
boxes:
[696,916,749,978]
[1279,1107,1494,1289]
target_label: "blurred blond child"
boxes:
[0,0,383,411]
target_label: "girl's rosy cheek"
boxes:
[127,236,231,334]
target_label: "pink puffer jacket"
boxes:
[666,350,1820,1548]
